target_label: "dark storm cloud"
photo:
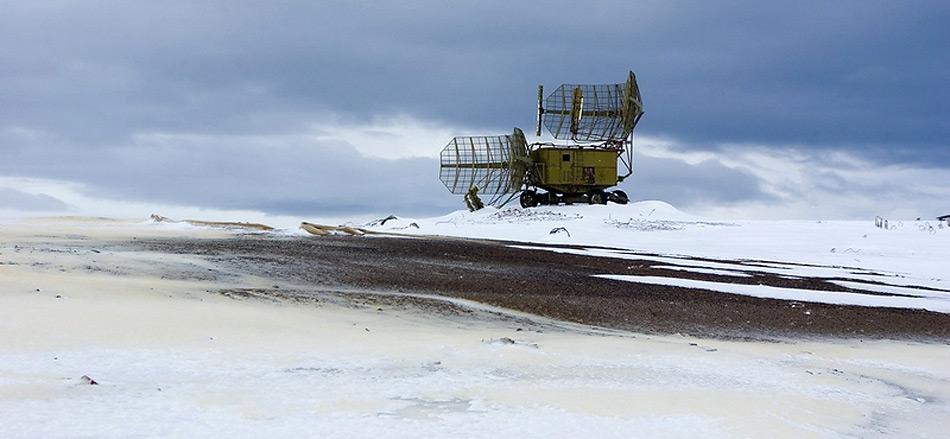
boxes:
[3,1,947,155]
[0,1,946,215]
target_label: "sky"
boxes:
[1,1,948,220]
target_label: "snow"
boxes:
[364,201,950,310]
[831,280,950,300]
[1,219,949,437]
[595,275,950,313]
[2,210,949,437]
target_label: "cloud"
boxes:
[0,1,947,219]
[623,152,774,207]
[1,1,947,163]
[0,188,69,211]
[663,145,950,220]
[0,123,460,216]
[0,119,780,217]
[7,117,946,221]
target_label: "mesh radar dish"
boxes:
[539,71,644,142]
[439,128,530,205]
[439,70,645,210]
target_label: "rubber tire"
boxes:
[610,190,629,205]
[520,191,539,208]
[589,191,607,205]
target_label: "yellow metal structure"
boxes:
[530,148,618,194]
[439,71,644,208]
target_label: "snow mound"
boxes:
[602,200,699,221]
[405,200,698,228]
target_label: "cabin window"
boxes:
[562,154,571,162]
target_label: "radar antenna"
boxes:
[439,128,532,206]
[440,71,645,209]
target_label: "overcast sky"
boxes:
[1,1,948,220]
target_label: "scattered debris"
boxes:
[482,337,540,349]
[549,227,571,237]
[299,222,367,236]
[365,215,399,227]
[486,208,582,223]
[422,361,444,372]
[606,218,736,231]
[150,214,273,231]
[80,375,98,385]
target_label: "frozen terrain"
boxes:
[1,211,949,437]
[365,201,950,314]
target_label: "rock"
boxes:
[80,375,98,385]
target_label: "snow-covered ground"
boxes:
[1,213,949,437]
[364,201,950,313]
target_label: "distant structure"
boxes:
[939,214,950,225]
[439,71,645,208]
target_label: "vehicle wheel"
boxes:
[609,190,629,205]
[520,190,538,208]
[588,191,607,205]
[538,191,552,205]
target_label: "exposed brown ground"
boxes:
[134,234,950,341]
